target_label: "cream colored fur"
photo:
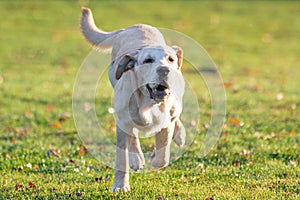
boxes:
[81,7,185,192]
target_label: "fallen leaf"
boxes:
[77,146,88,156]
[33,164,39,170]
[6,126,12,131]
[223,82,233,88]
[222,131,228,136]
[28,182,36,188]
[15,182,23,191]
[290,130,295,136]
[49,122,61,128]
[107,120,115,132]
[229,118,241,127]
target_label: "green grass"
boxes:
[1,1,300,199]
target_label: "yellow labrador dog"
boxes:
[81,8,185,192]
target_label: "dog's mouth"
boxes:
[146,83,170,102]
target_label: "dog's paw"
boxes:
[129,151,145,171]
[150,149,169,168]
[173,120,186,147]
[151,156,169,168]
[110,185,130,192]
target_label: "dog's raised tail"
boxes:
[80,7,122,50]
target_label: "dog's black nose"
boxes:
[156,66,170,76]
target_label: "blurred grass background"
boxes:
[0,1,299,199]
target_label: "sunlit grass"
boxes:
[0,1,299,199]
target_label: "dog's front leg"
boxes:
[111,126,130,192]
[129,135,145,171]
[151,122,175,168]
[173,118,186,147]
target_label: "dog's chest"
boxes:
[139,104,171,136]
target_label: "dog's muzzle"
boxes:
[146,83,170,103]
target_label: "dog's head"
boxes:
[116,45,184,103]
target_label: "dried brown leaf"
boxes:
[290,130,295,136]
[229,118,241,127]
[77,146,88,156]
[223,82,233,88]
[15,182,23,191]
[49,122,61,128]
[28,182,36,188]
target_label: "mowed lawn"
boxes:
[0,1,300,199]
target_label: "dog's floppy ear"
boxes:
[172,46,183,69]
[116,55,136,80]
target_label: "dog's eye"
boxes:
[143,58,154,64]
[168,56,174,63]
